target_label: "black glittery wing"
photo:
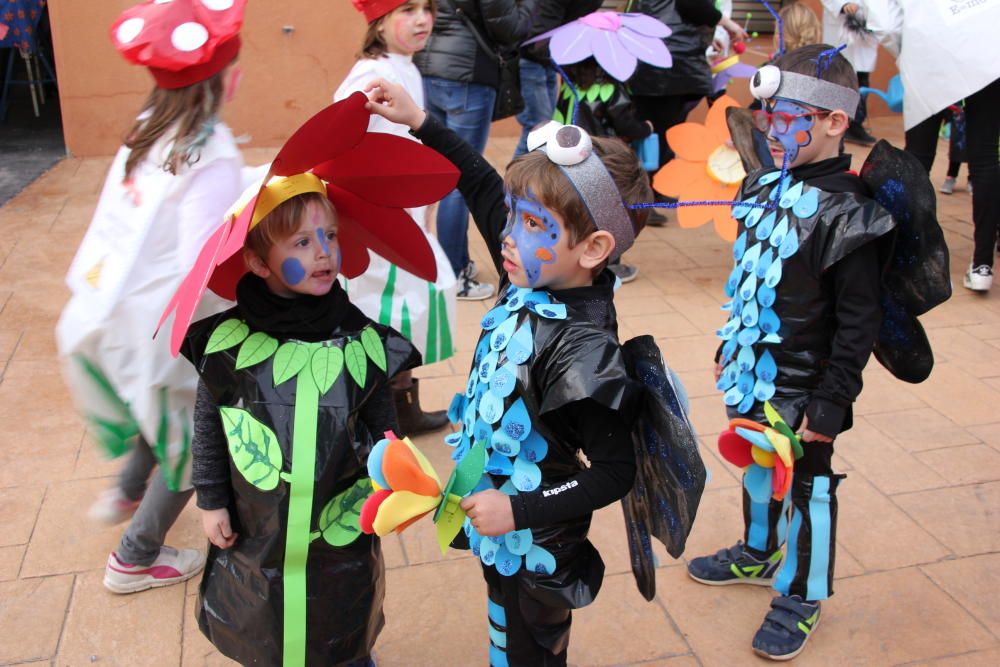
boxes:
[860,140,952,383]
[620,336,706,601]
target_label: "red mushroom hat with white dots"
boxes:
[110,0,246,90]
[351,0,410,22]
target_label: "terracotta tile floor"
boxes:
[2,116,998,666]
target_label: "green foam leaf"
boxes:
[360,326,387,373]
[206,319,250,354]
[345,339,368,388]
[453,441,487,497]
[311,344,345,394]
[317,478,372,547]
[553,108,565,125]
[235,332,278,370]
[219,407,283,491]
[436,496,466,555]
[272,341,310,386]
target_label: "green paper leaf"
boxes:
[436,496,467,555]
[584,83,599,103]
[553,108,565,124]
[235,332,278,370]
[561,84,574,101]
[206,319,250,354]
[317,478,372,547]
[599,83,614,103]
[272,342,311,386]
[219,407,284,491]
[311,344,345,394]
[360,327,387,372]
[345,340,368,388]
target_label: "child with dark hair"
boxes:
[365,77,655,666]
[687,43,898,661]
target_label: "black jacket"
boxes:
[414,0,539,88]
[520,0,604,65]
[626,0,722,97]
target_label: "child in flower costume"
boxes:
[160,95,458,666]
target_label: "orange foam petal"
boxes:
[383,439,441,497]
[714,215,739,242]
[729,418,767,432]
[706,95,740,146]
[666,122,715,163]
[652,158,703,198]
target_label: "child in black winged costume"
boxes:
[365,78,706,666]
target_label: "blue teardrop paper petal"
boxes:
[504,288,532,311]
[732,196,758,219]
[479,536,499,566]
[744,465,773,504]
[490,315,518,352]
[474,418,492,447]
[465,371,478,399]
[451,437,471,462]
[753,378,776,402]
[716,362,738,391]
[737,344,756,372]
[792,186,819,218]
[504,529,534,556]
[721,336,739,364]
[519,430,548,463]
[717,316,740,341]
[764,257,783,287]
[738,326,762,346]
[737,392,756,414]
[506,320,534,365]
[512,457,542,492]
[757,284,776,308]
[478,390,504,425]
[468,527,482,556]
[501,398,531,441]
[756,349,778,382]
[463,397,477,435]
[522,290,551,308]
[733,231,748,260]
[486,450,514,476]
[721,300,733,312]
[479,350,500,383]
[755,211,777,241]
[755,248,774,280]
[737,370,755,395]
[762,333,783,344]
[778,228,800,259]
[741,298,759,327]
[758,308,780,335]
[779,180,804,208]
[758,170,782,186]
[739,272,758,301]
[448,393,465,424]
[444,431,462,448]
[741,242,762,273]
[481,305,508,330]
[490,363,518,398]
[731,298,744,318]
[529,303,567,320]
[499,480,518,495]
[725,263,743,297]
[491,429,522,457]
[770,215,789,248]
[504,283,518,300]
[745,206,764,229]
[724,386,744,406]
[494,546,523,577]
[526,545,557,575]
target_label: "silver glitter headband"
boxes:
[526,122,635,261]
[768,70,859,117]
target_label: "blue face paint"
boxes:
[768,99,816,164]
[315,228,332,257]
[280,257,307,285]
[502,189,562,286]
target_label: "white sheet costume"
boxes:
[56,124,244,490]
[334,52,458,363]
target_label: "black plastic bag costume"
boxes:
[182,309,418,666]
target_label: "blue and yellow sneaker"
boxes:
[752,594,821,661]
[687,541,783,586]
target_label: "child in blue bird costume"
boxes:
[365,76,706,666]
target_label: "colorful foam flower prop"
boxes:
[524,11,672,82]
[716,403,803,502]
[361,433,487,554]
[652,94,746,242]
[711,54,758,95]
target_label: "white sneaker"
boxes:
[964,264,993,292]
[940,177,956,195]
[465,260,479,280]
[456,264,495,301]
[103,546,206,594]
[88,488,142,525]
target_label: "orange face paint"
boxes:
[795,130,809,144]
[535,248,554,262]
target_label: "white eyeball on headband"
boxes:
[750,65,782,100]
[526,120,593,166]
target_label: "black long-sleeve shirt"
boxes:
[412,115,636,528]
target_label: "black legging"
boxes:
[905,77,1000,267]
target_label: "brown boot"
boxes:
[392,378,450,435]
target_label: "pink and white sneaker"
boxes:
[103,546,206,594]
[88,488,142,525]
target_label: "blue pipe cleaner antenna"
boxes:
[759,0,783,56]
[551,61,581,126]
[815,44,848,78]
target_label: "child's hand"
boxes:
[719,16,750,44]
[364,78,427,130]
[460,489,516,537]
[202,508,238,549]
[798,415,834,444]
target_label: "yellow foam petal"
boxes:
[751,446,775,468]
[371,490,441,536]
[765,429,793,468]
